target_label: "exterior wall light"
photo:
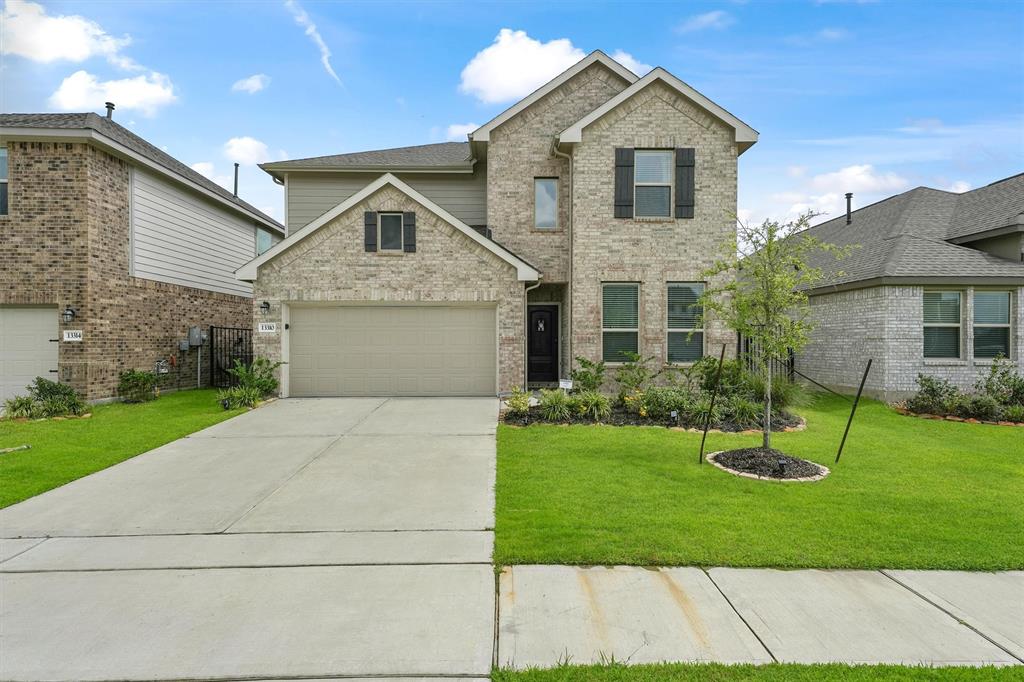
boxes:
[61,306,77,324]
[259,301,271,316]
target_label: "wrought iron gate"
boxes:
[737,335,795,382]
[209,326,253,388]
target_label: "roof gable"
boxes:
[469,51,637,143]
[260,142,474,176]
[947,173,1024,242]
[558,68,758,153]
[235,173,540,281]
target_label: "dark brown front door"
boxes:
[528,305,559,383]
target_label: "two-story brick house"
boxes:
[0,110,284,402]
[238,51,758,396]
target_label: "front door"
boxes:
[527,305,559,383]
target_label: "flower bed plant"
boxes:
[2,378,89,420]
[118,369,160,403]
[217,357,284,409]
[899,356,1024,424]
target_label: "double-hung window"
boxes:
[534,178,557,229]
[0,146,8,215]
[923,291,962,358]
[602,283,639,362]
[667,283,704,363]
[378,213,404,252]
[973,291,1011,358]
[634,150,672,218]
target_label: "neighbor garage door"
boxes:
[289,305,497,396]
[0,307,58,402]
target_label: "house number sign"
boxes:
[257,322,278,333]
[63,330,84,342]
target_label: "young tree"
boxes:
[700,211,847,449]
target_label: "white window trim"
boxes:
[534,177,558,230]
[378,212,404,252]
[666,282,705,365]
[972,290,1012,358]
[923,290,963,359]
[601,282,640,365]
[633,150,673,219]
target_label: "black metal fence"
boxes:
[737,335,795,382]
[209,326,253,388]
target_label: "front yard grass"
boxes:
[0,389,243,508]
[496,394,1024,570]
[493,663,1024,681]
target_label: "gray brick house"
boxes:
[0,111,284,401]
[238,51,758,396]
[797,174,1024,400]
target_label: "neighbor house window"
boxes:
[0,147,8,216]
[602,283,639,362]
[378,213,403,251]
[634,150,672,218]
[973,291,1011,358]
[923,291,962,358]
[535,178,557,229]
[255,227,273,255]
[667,283,704,363]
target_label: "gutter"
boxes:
[551,138,574,379]
[524,279,543,390]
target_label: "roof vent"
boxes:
[233,163,239,198]
[105,102,115,119]
[845,192,853,225]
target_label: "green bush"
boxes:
[906,374,961,415]
[570,390,611,421]
[118,369,160,403]
[3,395,38,419]
[217,385,264,410]
[691,356,748,395]
[974,355,1024,407]
[691,395,723,427]
[1002,404,1024,423]
[956,394,1001,421]
[570,356,606,393]
[538,389,572,422]
[635,386,692,420]
[723,395,762,428]
[226,357,283,397]
[613,352,661,403]
[24,378,87,417]
[742,371,808,409]
[505,387,531,417]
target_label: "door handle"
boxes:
[49,369,59,373]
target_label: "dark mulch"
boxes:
[503,405,802,432]
[712,447,825,479]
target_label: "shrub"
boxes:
[25,378,87,417]
[974,355,1024,407]
[724,396,762,428]
[692,356,748,395]
[1002,404,1024,423]
[906,374,960,415]
[613,352,661,403]
[3,395,37,419]
[570,357,606,393]
[956,394,1001,421]
[538,389,572,422]
[570,390,611,422]
[505,387,531,417]
[636,387,692,420]
[742,372,808,409]
[690,396,723,427]
[218,385,264,410]
[226,357,283,397]
[118,369,160,403]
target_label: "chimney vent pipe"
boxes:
[845,192,853,225]
[233,163,239,198]
[104,102,115,119]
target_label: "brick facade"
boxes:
[0,141,252,400]
[798,285,1024,400]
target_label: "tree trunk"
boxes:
[763,358,772,449]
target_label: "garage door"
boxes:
[0,307,59,402]
[289,305,497,397]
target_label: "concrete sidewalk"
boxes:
[498,565,1023,669]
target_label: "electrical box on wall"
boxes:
[178,339,190,352]
[188,326,203,347]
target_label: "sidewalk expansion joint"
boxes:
[702,567,778,663]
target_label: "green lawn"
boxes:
[493,663,1024,681]
[0,389,243,508]
[496,394,1024,570]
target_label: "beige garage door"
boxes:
[289,305,497,397]
[1,307,59,402]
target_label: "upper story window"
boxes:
[378,213,404,251]
[634,150,673,218]
[534,178,557,229]
[0,147,8,216]
[255,227,273,255]
[923,291,961,359]
[973,291,1011,358]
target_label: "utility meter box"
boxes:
[188,326,203,347]
[178,339,190,352]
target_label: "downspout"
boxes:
[550,138,573,379]
[524,279,542,389]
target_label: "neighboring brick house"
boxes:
[238,51,758,396]
[0,110,284,402]
[796,174,1024,400]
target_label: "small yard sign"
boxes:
[62,330,83,342]
[558,379,573,391]
[257,322,278,333]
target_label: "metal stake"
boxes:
[835,358,872,464]
[699,344,727,465]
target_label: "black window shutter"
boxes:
[614,148,634,218]
[675,148,695,219]
[364,211,377,251]
[403,211,416,253]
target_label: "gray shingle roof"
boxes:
[261,142,472,171]
[0,112,283,231]
[799,176,1024,290]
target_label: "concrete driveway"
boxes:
[0,397,498,681]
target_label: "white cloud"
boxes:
[284,0,341,85]
[232,73,270,94]
[459,29,584,104]
[817,28,849,41]
[223,137,272,165]
[190,161,234,191]
[49,70,176,116]
[944,180,972,193]
[769,165,909,221]
[676,10,734,34]
[786,27,851,46]
[445,123,479,142]
[786,165,807,178]
[1,0,138,69]
[610,50,652,76]
[809,164,909,194]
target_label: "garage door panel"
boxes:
[288,305,496,397]
[1,307,60,403]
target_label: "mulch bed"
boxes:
[891,406,1024,427]
[709,447,827,481]
[502,405,803,432]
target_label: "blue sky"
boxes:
[2,0,1022,225]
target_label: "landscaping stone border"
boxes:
[891,406,1024,427]
[706,450,830,483]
